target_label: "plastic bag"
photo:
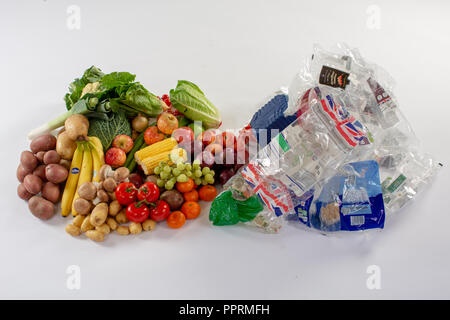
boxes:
[290,160,386,232]
[210,85,371,233]
[287,44,442,232]
[209,43,441,234]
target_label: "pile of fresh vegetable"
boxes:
[17,66,251,242]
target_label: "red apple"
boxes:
[178,140,192,154]
[222,131,237,150]
[112,135,134,153]
[172,127,194,144]
[195,151,215,168]
[197,129,217,147]
[157,112,179,135]
[192,140,203,158]
[105,148,126,168]
[236,148,250,165]
[237,129,256,151]
[144,126,165,145]
[204,143,223,155]
[222,147,236,167]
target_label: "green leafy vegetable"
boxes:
[177,115,191,128]
[28,66,167,139]
[170,80,221,129]
[64,66,104,110]
[64,67,165,117]
[120,83,164,117]
[101,72,136,90]
[87,110,132,150]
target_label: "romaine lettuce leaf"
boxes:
[101,72,136,90]
[169,80,221,129]
[120,83,164,117]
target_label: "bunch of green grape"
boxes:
[153,159,215,190]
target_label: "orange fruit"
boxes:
[198,185,217,202]
[176,178,195,193]
[181,201,201,219]
[167,211,186,229]
[184,189,199,202]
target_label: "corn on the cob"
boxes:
[140,151,172,175]
[135,138,177,166]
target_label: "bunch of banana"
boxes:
[61,136,104,217]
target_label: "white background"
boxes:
[1,0,449,299]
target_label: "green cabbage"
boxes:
[87,110,132,150]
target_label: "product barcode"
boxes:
[350,216,365,226]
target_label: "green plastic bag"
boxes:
[209,191,239,226]
[209,191,264,226]
[236,195,264,222]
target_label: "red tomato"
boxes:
[149,200,171,222]
[115,182,137,206]
[126,202,150,223]
[137,182,160,203]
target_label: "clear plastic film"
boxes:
[210,85,371,233]
[287,44,442,233]
[209,43,442,234]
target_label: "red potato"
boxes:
[17,164,33,182]
[41,182,60,203]
[35,151,45,163]
[20,151,38,171]
[128,173,144,188]
[43,150,61,165]
[17,184,33,200]
[30,134,57,153]
[33,164,47,182]
[28,196,55,220]
[45,164,68,184]
[23,174,43,195]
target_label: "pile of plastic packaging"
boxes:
[209,43,442,234]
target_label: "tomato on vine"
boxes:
[115,182,137,206]
[149,200,171,222]
[126,202,150,223]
